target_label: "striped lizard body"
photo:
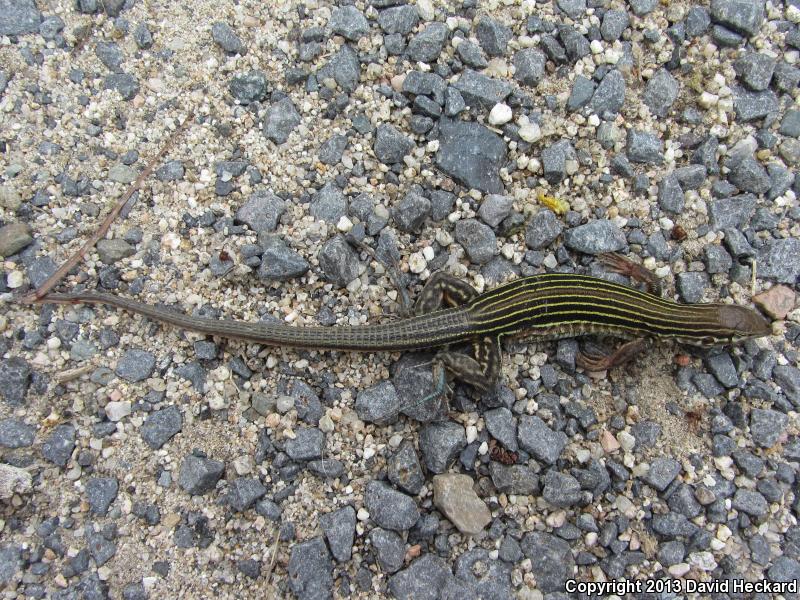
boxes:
[41,272,770,354]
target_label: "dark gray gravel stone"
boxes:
[675,164,707,190]
[443,87,466,117]
[308,459,345,480]
[236,189,285,233]
[517,416,567,464]
[520,532,574,592]
[86,477,118,516]
[155,160,184,181]
[498,535,523,563]
[115,349,155,382]
[734,52,775,91]
[419,421,466,474]
[484,407,518,452]
[318,235,360,287]
[667,484,702,518]
[374,123,413,164]
[478,194,513,228]
[455,219,497,265]
[513,48,546,87]
[643,457,681,491]
[324,44,360,91]
[676,271,708,303]
[403,71,446,102]
[563,220,626,254]
[310,183,347,223]
[378,6,418,35]
[686,6,711,37]
[541,34,567,64]
[453,69,512,110]
[97,239,134,264]
[356,381,401,424]
[255,498,281,521]
[211,22,245,54]
[727,155,770,194]
[103,73,139,100]
[643,69,678,118]
[228,477,266,512]
[133,22,153,49]
[320,506,356,562]
[768,556,800,585]
[774,365,800,404]
[651,512,698,537]
[329,6,368,41]
[41,424,76,466]
[542,471,582,507]
[541,139,575,184]
[589,69,625,117]
[258,235,310,281]
[288,537,334,600]
[87,533,117,567]
[476,16,511,57]
[264,97,301,145]
[749,408,787,448]
[756,238,800,283]
[456,40,488,69]
[733,451,765,479]
[389,554,451,600]
[566,75,595,111]
[95,41,124,73]
[179,454,225,495]
[658,173,684,213]
[394,189,431,233]
[556,0,586,18]
[706,353,738,387]
[732,488,768,517]
[626,129,663,164]
[692,136,720,174]
[708,194,756,230]
[733,86,778,122]
[658,541,685,566]
[710,0,765,37]
[407,22,448,63]
[525,209,563,249]
[435,118,506,193]
[629,0,657,16]
[489,463,538,495]
[601,10,629,41]
[780,109,800,138]
[388,440,425,495]
[141,405,182,449]
[0,418,34,448]
[365,481,420,531]
[370,528,405,573]
[558,24,590,62]
[453,548,512,599]
[0,358,30,405]
[0,0,41,35]
[318,134,348,165]
[285,428,325,461]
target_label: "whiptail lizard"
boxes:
[35,253,772,394]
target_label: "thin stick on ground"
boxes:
[262,526,281,586]
[18,112,195,305]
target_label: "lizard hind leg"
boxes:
[597,253,662,295]
[577,338,648,372]
[408,336,502,417]
[435,336,502,394]
[414,271,479,315]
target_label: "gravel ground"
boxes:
[1,0,800,598]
